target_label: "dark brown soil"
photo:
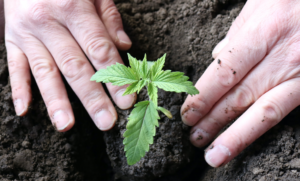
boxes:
[2,0,300,181]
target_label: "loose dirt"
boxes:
[1,0,300,181]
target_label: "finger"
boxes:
[181,7,280,126]
[38,23,119,131]
[212,0,261,58]
[189,83,253,148]
[190,40,300,147]
[204,79,300,167]
[6,41,31,116]
[64,1,136,109]
[96,0,132,50]
[186,0,297,145]
[22,37,74,132]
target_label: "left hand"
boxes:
[181,0,300,167]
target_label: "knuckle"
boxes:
[32,60,56,81]
[86,39,115,65]
[11,84,23,93]
[82,90,106,114]
[261,100,282,125]
[103,6,122,23]
[8,59,19,72]
[195,98,208,114]
[11,82,30,98]
[60,52,87,81]
[284,46,300,65]
[55,0,77,12]
[206,117,223,131]
[261,19,281,40]
[232,15,246,30]
[216,64,239,88]
[44,95,64,109]
[230,85,254,109]
[28,3,53,25]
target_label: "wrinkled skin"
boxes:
[3,0,300,171]
[4,0,136,132]
[181,0,300,167]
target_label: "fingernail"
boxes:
[212,37,229,58]
[117,30,132,45]
[205,144,231,167]
[181,108,202,126]
[14,99,26,116]
[53,110,71,131]
[191,128,210,142]
[95,109,115,131]
[116,89,136,110]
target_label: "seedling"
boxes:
[91,53,199,165]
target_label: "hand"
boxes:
[5,0,136,132]
[181,0,300,167]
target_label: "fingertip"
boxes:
[116,30,132,51]
[52,110,75,132]
[181,95,207,126]
[115,89,136,110]
[181,106,202,126]
[205,144,231,168]
[14,98,29,116]
[94,108,117,131]
[190,128,210,147]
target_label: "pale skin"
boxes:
[2,0,300,169]
[3,0,137,132]
[181,0,300,167]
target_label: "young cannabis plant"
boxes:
[90,54,199,165]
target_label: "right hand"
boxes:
[5,0,136,131]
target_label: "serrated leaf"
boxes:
[142,54,147,62]
[147,82,158,106]
[150,54,166,79]
[136,80,147,93]
[123,101,159,165]
[123,82,139,95]
[152,70,199,95]
[141,55,149,79]
[147,61,155,71]
[91,63,138,86]
[157,107,172,119]
[123,80,148,96]
[127,53,141,79]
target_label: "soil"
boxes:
[1,0,300,181]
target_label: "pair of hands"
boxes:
[6,0,300,168]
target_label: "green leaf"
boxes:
[147,61,155,71]
[123,80,147,96]
[150,54,166,79]
[123,101,159,165]
[147,82,158,106]
[140,54,149,79]
[157,107,172,119]
[152,70,199,95]
[123,82,139,95]
[142,54,147,62]
[91,63,138,86]
[127,53,141,79]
